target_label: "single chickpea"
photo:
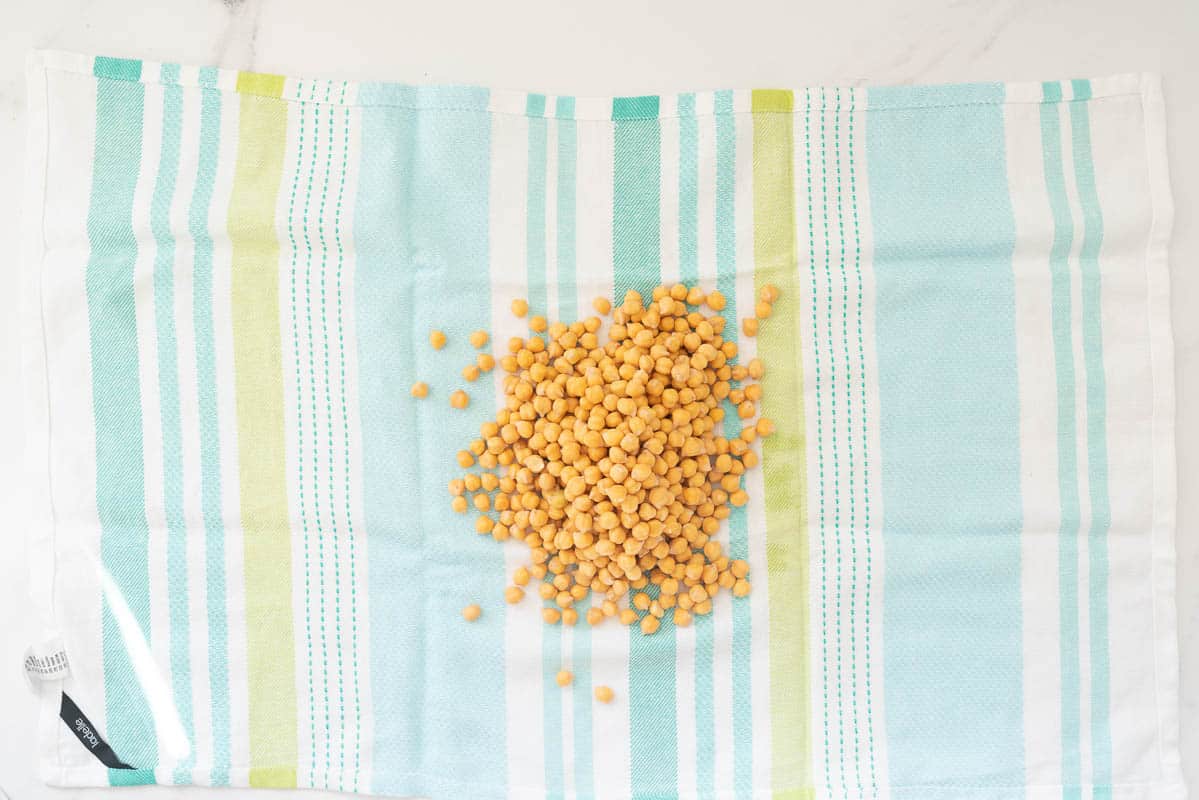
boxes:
[556,670,574,687]
[594,685,615,703]
[456,450,474,468]
[755,301,772,319]
[429,330,447,350]
[450,390,470,409]
[411,381,429,398]
[511,298,529,318]
[742,318,759,337]
[542,607,562,625]
[529,315,548,333]
[593,297,612,315]
[470,330,489,349]
[760,284,781,303]
[478,353,495,372]
[462,364,481,382]
[462,603,482,621]
[451,496,468,514]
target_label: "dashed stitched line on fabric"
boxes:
[286,79,317,789]
[316,78,347,792]
[805,88,833,796]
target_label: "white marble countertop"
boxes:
[0,0,1194,797]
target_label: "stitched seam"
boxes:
[848,88,878,797]
[285,80,316,789]
[804,87,831,795]
[316,78,346,792]
[331,79,362,794]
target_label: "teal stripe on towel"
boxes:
[867,81,1026,791]
[1040,80,1083,798]
[612,94,678,799]
[190,64,231,785]
[1070,78,1113,797]
[356,83,506,799]
[87,55,157,785]
[150,62,193,785]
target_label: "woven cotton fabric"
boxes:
[20,50,1183,799]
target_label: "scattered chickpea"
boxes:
[511,298,529,318]
[755,301,773,320]
[451,496,468,513]
[556,670,574,687]
[529,315,547,333]
[619,609,638,626]
[673,608,692,627]
[450,390,469,409]
[411,381,429,398]
[470,330,489,349]
[429,330,447,350]
[742,318,759,337]
[513,566,530,586]
[756,417,775,437]
[747,358,765,379]
[706,290,727,311]
[594,685,615,704]
[562,607,579,626]
[640,615,660,635]
[478,353,495,372]
[760,284,780,303]
[542,608,562,625]
[462,364,481,382]
[593,296,612,315]
[457,450,474,468]
[462,603,482,621]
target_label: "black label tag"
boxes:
[59,692,136,770]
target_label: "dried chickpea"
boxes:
[462,603,482,621]
[411,381,429,398]
[470,330,489,349]
[511,298,529,318]
[478,353,496,372]
[448,282,762,635]
[556,670,574,687]
[462,364,481,382]
[755,301,772,319]
[742,318,759,337]
[760,284,780,303]
[451,496,468,514]
[450,390,470,409]
[429,330,447,350]
[756,417,775,437]
[513,566,530,586]
[594,685,615,703]
[593,296,612,315]
[457,450,475,468]
[747,358,765,379]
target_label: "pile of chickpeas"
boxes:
[428,282,777,637]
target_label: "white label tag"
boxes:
[24,637,70,685]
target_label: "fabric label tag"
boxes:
[60,692,136,770]
[23,638,70,685]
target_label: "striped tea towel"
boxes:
[20,50,1183,800]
